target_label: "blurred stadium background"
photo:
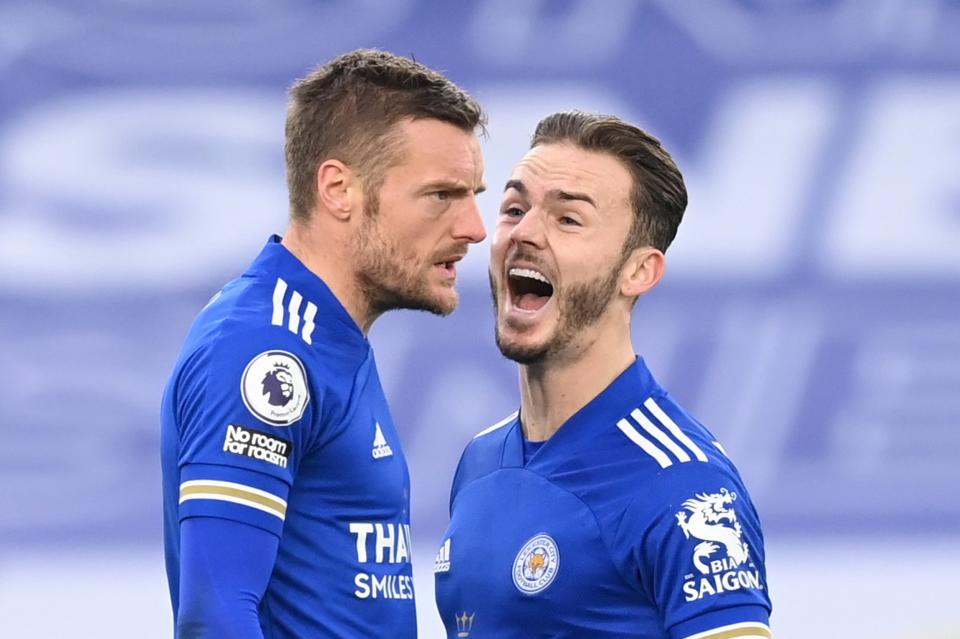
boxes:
[1,1,958,637]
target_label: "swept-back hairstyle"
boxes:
[531,111,687,253]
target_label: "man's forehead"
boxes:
[506,144,630,204]
[399,120,484,183]
[400,119,480,157]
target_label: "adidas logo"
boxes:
[372,422,393,459]
[434,538,451,573]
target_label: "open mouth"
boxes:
[508,267,554,312]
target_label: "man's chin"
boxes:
[399,291,457,317]
[420,288,458,316]
[495,331,550,365]
[368,281,457,317]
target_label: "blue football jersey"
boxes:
[161,236,416,638]
[435,359,771,639]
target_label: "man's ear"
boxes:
[315,159,360,221]
[620,246,665,299]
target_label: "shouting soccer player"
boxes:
[435,112,772,639]
[160,49,486,638]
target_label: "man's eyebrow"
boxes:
[550,189,596,208]
[504,179,526,195]
[504,181,596,208]
[422,180,483,196]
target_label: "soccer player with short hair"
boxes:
[161,49,487,638]
[434,112,772,639]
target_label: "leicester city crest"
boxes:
[512,533,560,595]
[241,350,309,426]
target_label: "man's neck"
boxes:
[518,317,636,442]
[280,223,375,334]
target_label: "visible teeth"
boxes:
[509,267,551,285]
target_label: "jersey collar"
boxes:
[501,357,660,469]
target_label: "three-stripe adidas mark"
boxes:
[271,278,317,344]
[372,422,393,459]
[434,538,451,573]
[616,397,708,469]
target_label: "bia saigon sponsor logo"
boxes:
[512,533,560,595]
[675,488,763,602]
[241,350,309,426]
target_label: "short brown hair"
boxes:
[531,111,687,253]
[285,49,486,219]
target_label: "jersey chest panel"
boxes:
[265,359,416,635]
[293,359,409,518]
[437,468,663,638]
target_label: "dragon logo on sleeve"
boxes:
[675,488,763,602]
[676,487,749,574]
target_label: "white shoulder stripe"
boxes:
[681,620,772,639]
[616,418,673,468]
[302,301,318,345]
[271,277,288,327]
[474,411,519,439]
[287,290,303,333]
[630,408,691,463]
[269,277,319,346]
[644,397,709,462]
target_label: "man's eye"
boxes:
[559,216,581,226]
[433,191,450,201]
[502,207,524,218]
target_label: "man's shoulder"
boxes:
[200,273,308,338]
[604,391,721,470]
[562,390,741,500]
[472,411,519,443]
[551,391,761,562]
[187,268,363,358]
[173,273,356,399]
[455,411,518,481]
[592,390,758,519]
[184,280,307,356]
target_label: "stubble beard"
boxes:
[489,264,621,366]
[352,202,456,318]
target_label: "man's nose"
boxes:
[509,207,546,249]
[453,197,487,244]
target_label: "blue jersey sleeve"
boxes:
[624,461,772,639]
[177,517,279,638]
[173,326,321,536]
